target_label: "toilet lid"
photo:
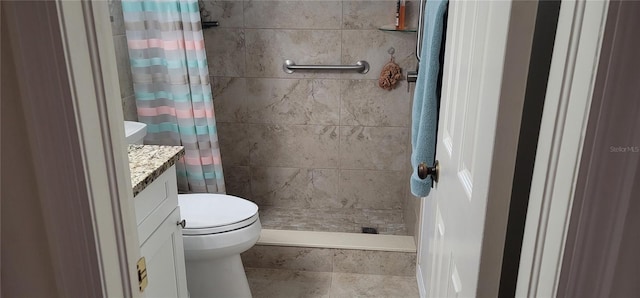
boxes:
[178,194,259,235]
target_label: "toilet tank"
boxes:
[124,121,147,144]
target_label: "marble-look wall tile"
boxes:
[246,268,332,298]
[342,0,420,30]
[339,126,408,171]
[246,78,340,125]
[199,0,243,28]
[404,164,420,239]
[203,28,245,77]
[211,76,248,123]
[122,95,138,121]
[113,35,134,99]
[108,0,125,35]
[404,121,418,238]
[342,29,417,80]
[250,124,339,168]
[242,245,334,272]
[309,169,341,208]
[222,165,251,199]
[217,123,250,166]
[403,194,419,238]
[341,80,411,127]
[213,78,340,125]
[244,0,342,29]
[245,29,341,78]
[339,170,404,209]
[251,167,340,208]
[333,249,416,276]
[329,272,419,298]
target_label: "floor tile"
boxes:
[242,246,334,272]
[329,272,419,298]
[246,268,332,298]
[333,250,416,276]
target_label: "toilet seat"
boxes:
[178,194,259,235]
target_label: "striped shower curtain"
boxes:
[122,0,225,193]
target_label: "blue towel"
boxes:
[411,0,448,197]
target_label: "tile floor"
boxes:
[259,207,408,235]
[246,268,420,298]
[242,245,416,277]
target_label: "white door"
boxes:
[417,1,537,297]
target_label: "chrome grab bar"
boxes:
[416,0,426,61]
[283,60,370,74]
[202,21,219,28]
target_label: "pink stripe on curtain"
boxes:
[128,39,205,50]
[184,155,218,166]
[138,106,210,119]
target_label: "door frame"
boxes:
[557,1,640,295]
[4,0,142,296]
[515,0,609,297]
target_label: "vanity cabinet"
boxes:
[134,165,188,297]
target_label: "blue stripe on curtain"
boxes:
[176,170,216,180]
[130,58,208,69]
[136,91,212,102]
[136,91,191,101]
[122,1,199,13]
[147,123,216,135]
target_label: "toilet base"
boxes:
[185,254,252,298]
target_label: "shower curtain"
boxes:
[122,0,225,193]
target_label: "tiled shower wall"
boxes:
[109,0,138,121]
[108,0,422,238]
[203,0,421,236]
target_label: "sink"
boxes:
[124,121,147,144]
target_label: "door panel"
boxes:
[428,206,448,298]
[433,2,508,296]
[418,0,537,297]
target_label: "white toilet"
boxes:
[124,122,259,296]
[178,193,261,298]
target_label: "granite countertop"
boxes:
[128,145,185,197]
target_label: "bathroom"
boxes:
[7,0,607,296]
[110,0,425,296]
[5,1,640,297]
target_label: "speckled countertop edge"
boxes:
[128,145,185,197]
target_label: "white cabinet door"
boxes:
[140,207,188,298]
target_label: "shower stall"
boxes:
[199,0,421,237]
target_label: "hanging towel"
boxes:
[411,0,448,197]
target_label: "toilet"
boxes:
[124,122,259,296]
[178,193,261,298]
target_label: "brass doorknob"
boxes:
[418,160,439,183]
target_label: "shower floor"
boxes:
[258,206,408,235]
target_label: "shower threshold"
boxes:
[256,229,416,253]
